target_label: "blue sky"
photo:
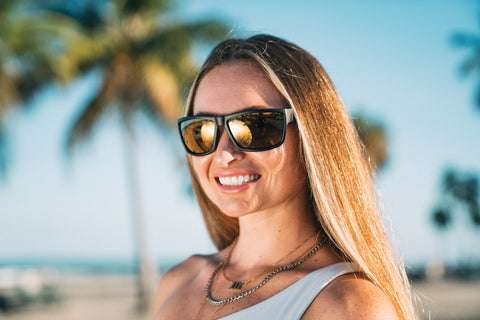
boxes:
[1,0,479,268]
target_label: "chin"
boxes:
[216,201,257,218]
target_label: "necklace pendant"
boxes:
[229,281,243,291]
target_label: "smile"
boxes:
[218,174,260,186]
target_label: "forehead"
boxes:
[192,60,287,116]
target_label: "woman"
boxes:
[153,34,417,319]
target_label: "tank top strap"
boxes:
[219,262,359,320]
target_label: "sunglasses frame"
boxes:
[178,108,295,156]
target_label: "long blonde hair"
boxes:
[183,34,417,320]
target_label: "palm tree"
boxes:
[431,168,480,275]
[44,0,228,312]
[432,169,480,230]
[352,112,388,172]
[0,0,78,178]
[452,19,480,112]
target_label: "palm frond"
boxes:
[38,0,104,32]
[136,19,228,75]
[144,18,228,52]
[1,10,88,101]
[475,82,480,109]
[140,60,181,123]
[2,4,108,89]
[452,14,480,111]
[120,0,171,16]
[185,19,230,43]
[0,74,21,112]
[0,0,17,15]
[353,112,388,172]
[57,31,113,82]
[64,74,112,155]
[451,32,480,48]
[459,53,480,75]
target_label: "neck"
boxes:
[229,188,320,271]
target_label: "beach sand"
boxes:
[0,274,151,320]
[0,274,479,320]
[414,278,480,320]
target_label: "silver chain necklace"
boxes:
[205,236,328,306]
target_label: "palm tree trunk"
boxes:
[121,114,157,313]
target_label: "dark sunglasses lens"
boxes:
[180,119,216,154]
[227,112,285,149]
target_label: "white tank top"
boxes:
[218,262,358,320]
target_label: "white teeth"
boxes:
[219,174,260,186]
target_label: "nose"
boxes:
[213,127,245,166]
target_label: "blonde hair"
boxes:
[184,34,417,320]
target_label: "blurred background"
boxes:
[0,0,479,319]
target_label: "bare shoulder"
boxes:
[302,273,399,320]
[152,254,212,314]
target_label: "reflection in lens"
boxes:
[230,112,285,149]
[228,119,252,147]
[181,120,215,154]
[200,121,215,148]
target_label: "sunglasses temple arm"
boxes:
[285,109,296,124]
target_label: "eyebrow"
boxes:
[193,105,272,117]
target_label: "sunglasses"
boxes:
[178,108,295,156]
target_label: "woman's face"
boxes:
[191,60,308,217]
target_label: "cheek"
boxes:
[191,156,211,187]
[261,148,284,172]
[257,143,305,186]
[277,130,307,183]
